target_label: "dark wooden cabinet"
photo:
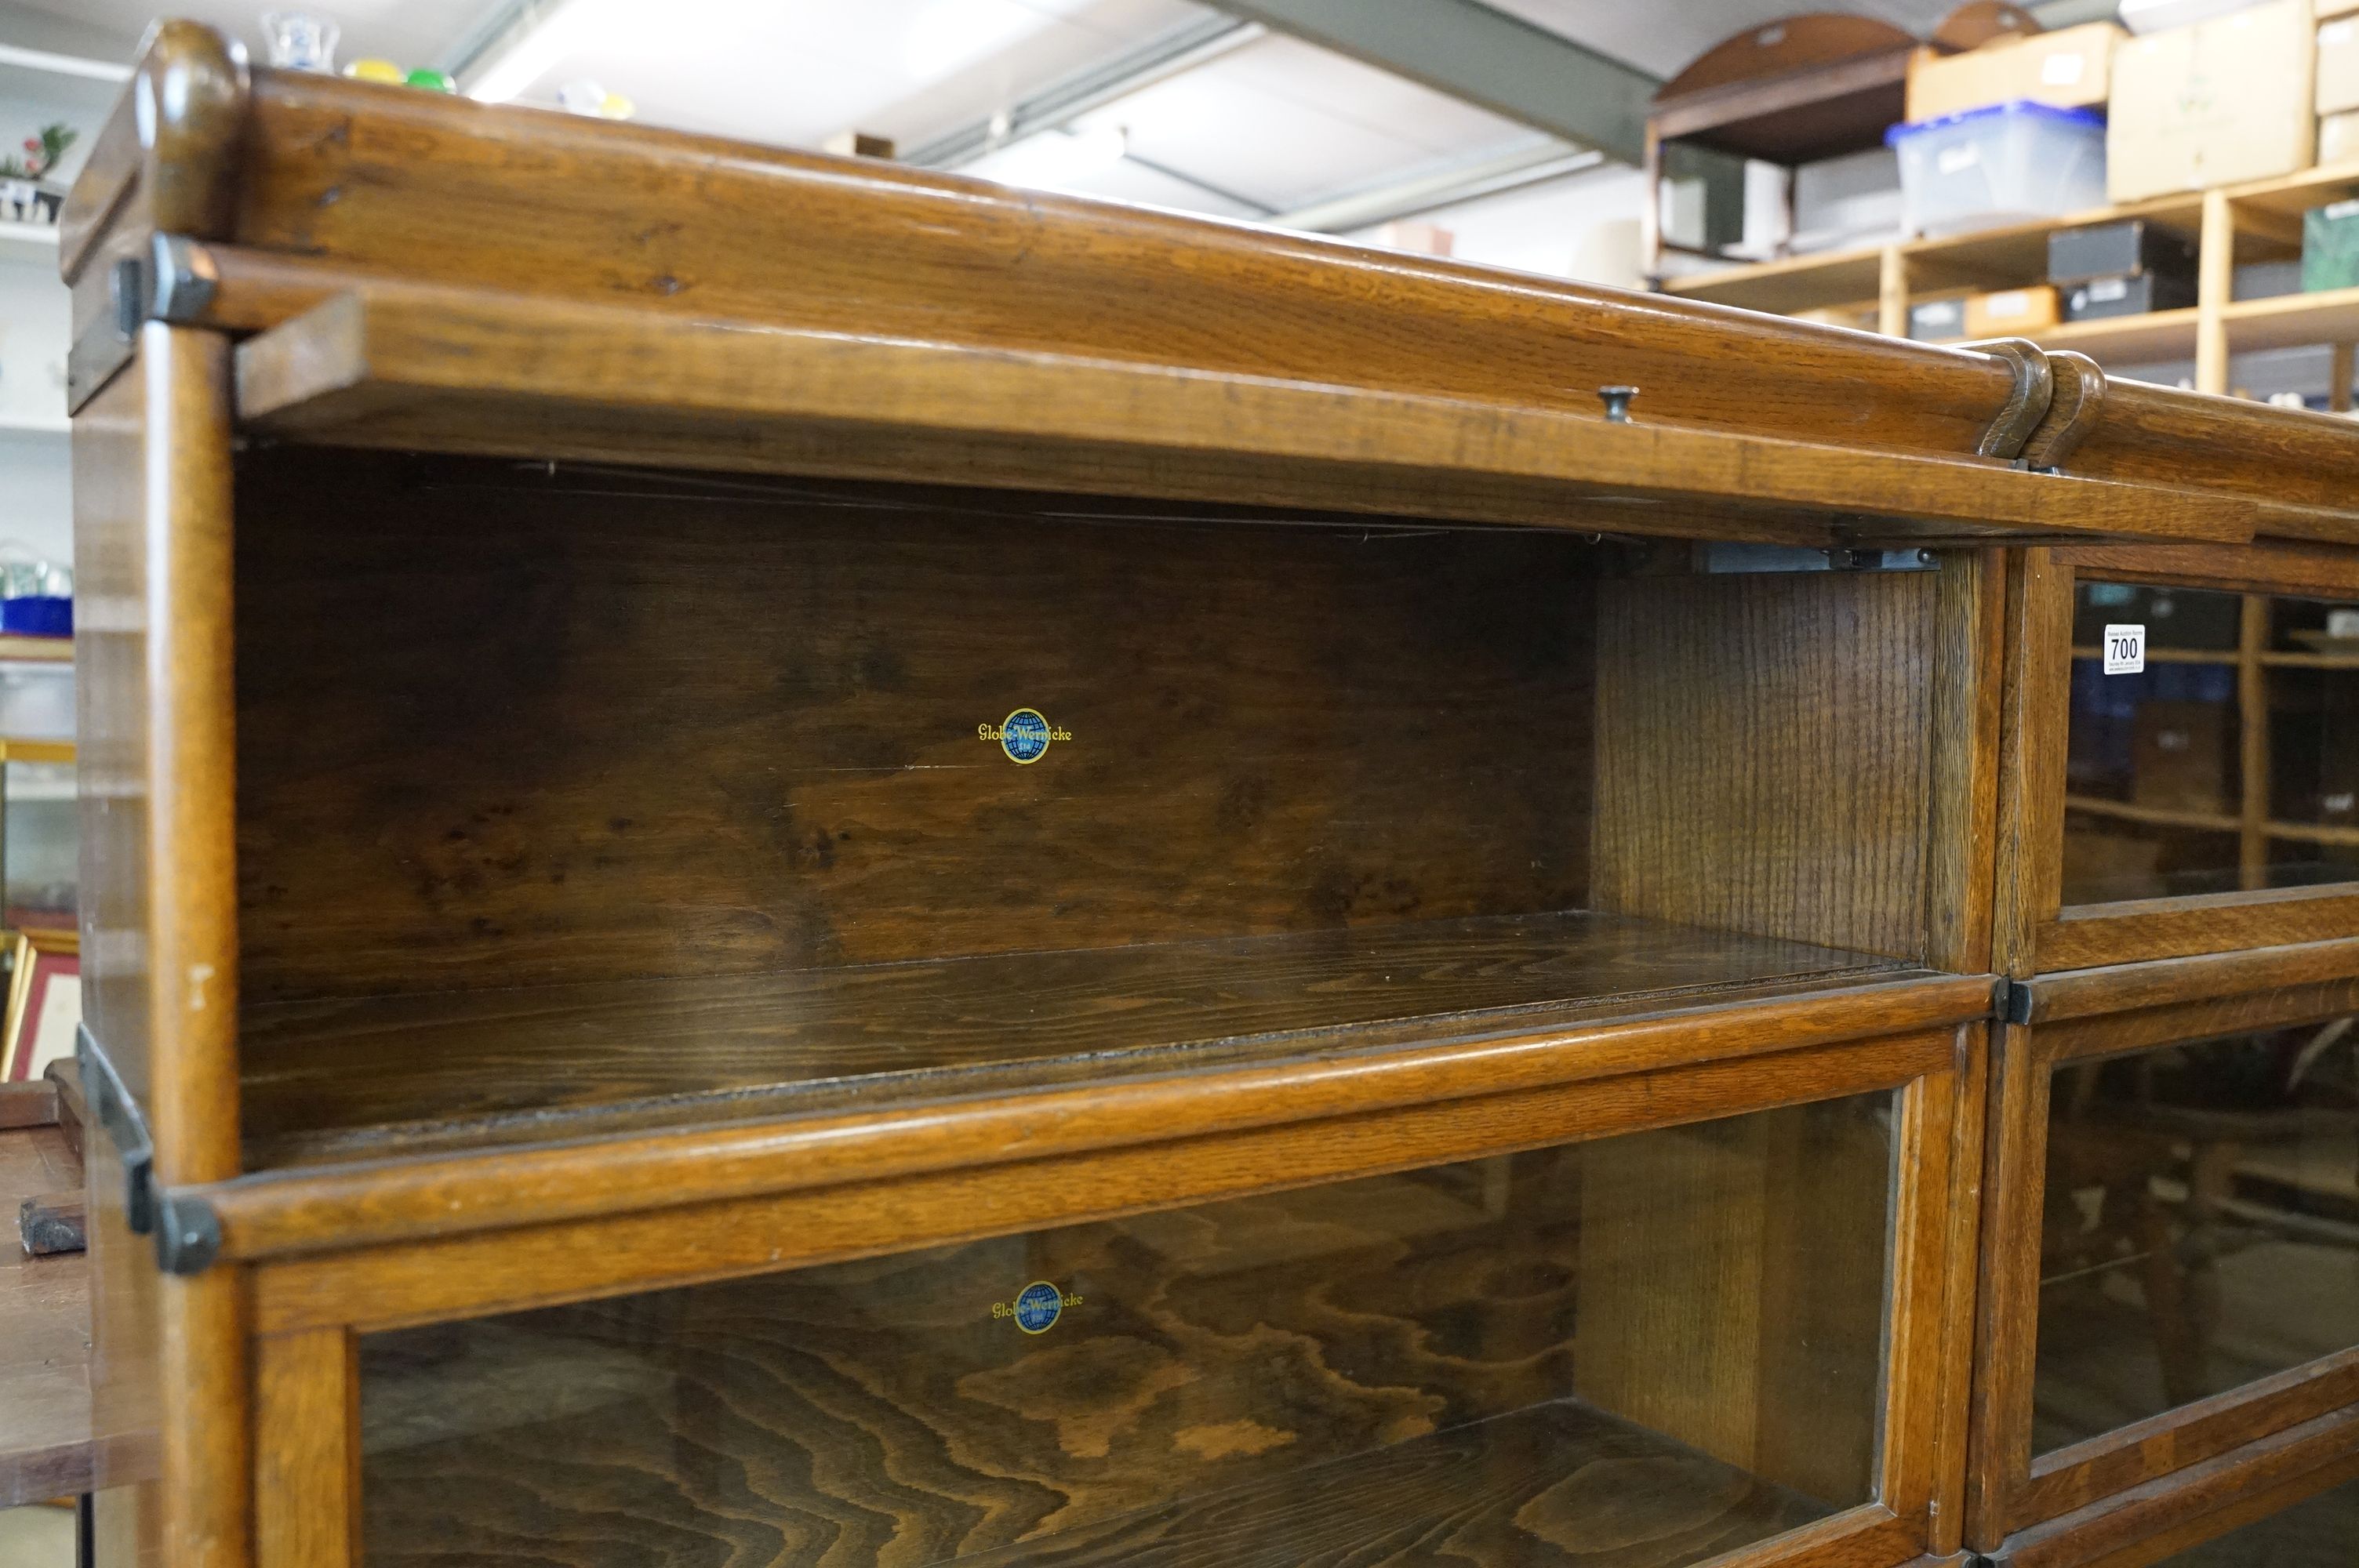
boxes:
[16,18,2359,1568]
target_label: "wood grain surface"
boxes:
[238,909,1907,1167]
[235,451,1603,1005]
[209,982,1982,1269]
[0,1109,90,1505]
[1591,569,1934,960]
[227,286,2260,546]
[211,67,2022,463]
[354,1109,1889,1566]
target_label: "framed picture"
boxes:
[2,926,78,1081]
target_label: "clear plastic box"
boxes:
[1886,101,2107,238]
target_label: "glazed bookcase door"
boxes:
[1972,954,2359,1549]
[237,1036,1980,1568]
[2001,547,2359,974]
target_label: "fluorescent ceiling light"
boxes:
[469,0,600,103]
[982,125,1129,191]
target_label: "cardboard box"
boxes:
[2324,107,2359,162]
[2108,1,2317,201]
[2048,218,2200,283]
[2303,197,2359,290]
[1906,24,2125,122]
[2325,18,2359,114]
[2132,700,2233,815]
[2064,270,2199,319]
[1965,285,2062,336]
[1908,293,1972,342]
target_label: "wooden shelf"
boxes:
[1663,195,2204,318]
[2069,644,2237,664]
[2063,795,2239,833]
[361,1374,1833,1568]
[0,637,71,665]
[2268,820,2359,848]
[2261,649,2359,668]
[1663,245,1886,314]
[2040,307,2202,366]
[2223,286,2359,354]
[238,909,1923,1169]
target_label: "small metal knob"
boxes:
[1598,384,1638,423]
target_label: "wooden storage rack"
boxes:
[1666,159,2359,401]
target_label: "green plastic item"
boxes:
[2302,198,2359,293]
[405,67,456,93]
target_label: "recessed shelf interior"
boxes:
[228,450,1955,1167]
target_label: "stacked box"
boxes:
[2108,0,2316,200]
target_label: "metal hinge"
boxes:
[73,1023,221,1276]
[1699,543,1942,575]
[64,234,220,415]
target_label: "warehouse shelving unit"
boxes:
[1663,159,2359,401]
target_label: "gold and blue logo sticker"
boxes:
[979,708,1072,764]
[993,1279,1080,1334]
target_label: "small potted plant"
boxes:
[1,124,78,226]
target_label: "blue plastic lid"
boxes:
[1885,99,2104,146]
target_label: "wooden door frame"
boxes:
[1965,948,2359,1549]
[235,1024,1988,1568]
[1996,547,2359,976]
[1983,1403,2359,1568]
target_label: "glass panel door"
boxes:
[361,1092,1899,1567]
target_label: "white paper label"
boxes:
[2328,607,2359,637]
[2041,53,2088,85]
[2103,623,2146,674]
[1984,290,2030,317]
[2089,276,2130,302]
[1937,143,1979,175]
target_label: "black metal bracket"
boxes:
[64,233,220,416]
[74,1023,222,1276]
[1997,978,2035,1026]
[1699,543,1942,575]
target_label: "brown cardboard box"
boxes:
[2132,701,2234,814]
[2323,16,2359,115]
[2109,1,2317,201]
[1906,23,2126,122]
[2324,107,2359,163]
[1964,285,2062,336]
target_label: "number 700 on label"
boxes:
[2103,623,2146,675]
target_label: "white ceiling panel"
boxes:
[475,0,1207,149]
[1034,33,1539,212]
[1485,0,1965,80]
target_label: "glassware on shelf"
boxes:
[260,12,340,72]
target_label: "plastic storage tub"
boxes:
[1887,101,2106,238]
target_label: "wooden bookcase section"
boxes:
[1999,544,2359,974]
[1969,941,2359,1554]
[27,19,2359,1568]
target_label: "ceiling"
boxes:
[0,0,2054,285]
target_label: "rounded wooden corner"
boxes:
[60,18,251,285]
[2021,351,2106,473]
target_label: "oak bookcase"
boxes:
[0,19,2356,1568]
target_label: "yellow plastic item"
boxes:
[343,57,404,84]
